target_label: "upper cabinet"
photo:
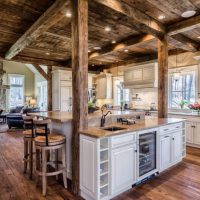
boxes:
[96,73,112,99]
[123,63,158,89]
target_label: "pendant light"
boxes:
[173,49,180,82]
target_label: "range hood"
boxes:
[123,63,158,89]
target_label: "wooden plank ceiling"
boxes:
[0,0,200,70]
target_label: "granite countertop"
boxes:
[80,118,185,138]
[29,110,145,123]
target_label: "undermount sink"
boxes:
[102,126,127,132]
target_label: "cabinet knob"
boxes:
[172,138,175,140]
[135,150,137,153]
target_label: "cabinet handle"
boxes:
[164,129,169,131]
[135,150,138,153]
[172,138,175,140]
[164,136,169,138]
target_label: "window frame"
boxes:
[168,65,198,111]
[8,74,25,108]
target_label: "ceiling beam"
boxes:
[32,64,48,80]
[167,15,200,35]
[5,0,71,60]
[95,0,165,38]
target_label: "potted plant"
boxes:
[179,99,187,109]
[88,102,99,113]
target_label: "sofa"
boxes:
[7,106,39,129]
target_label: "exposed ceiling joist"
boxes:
[95,0,165,39]
[5,0,71,60]
[32,64,48,80]
[167,15,200,35]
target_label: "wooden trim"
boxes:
[47,66,52,111]
[33,64,48,80]
[71,0,88,195]
[158,35,168,118]
[5,0,71,59]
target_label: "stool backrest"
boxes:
[22,115,35,138]
[33,119,51,146]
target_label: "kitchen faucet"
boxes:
[100,106,112,127]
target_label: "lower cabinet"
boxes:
[111,144,137,196]
[159,130,183,172]
[186,121,200,147]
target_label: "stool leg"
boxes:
[35,148,40,186]
[55,149,59,181]
[29,140,33,179]
[42,149,47,196]
[62,145,67,189]
[24,139,28,173]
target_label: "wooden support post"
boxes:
[47,66,52,111]
[71,0,88,195]
[158,35,168,118]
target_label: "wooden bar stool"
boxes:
[34,119,67,196]
[22,115,35,179]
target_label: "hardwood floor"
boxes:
[0,131,200,200]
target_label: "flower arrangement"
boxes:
[188,103,200,111]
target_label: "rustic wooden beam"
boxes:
[170,34,199,52]
[71,0,88,195]
[47,66,53,111]
[95,0,165,38]
[167,15,200,35]
[158,35,168,118]
[32,64,48,80]
[5,0,71,59]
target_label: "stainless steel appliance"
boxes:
[138,131,157,177]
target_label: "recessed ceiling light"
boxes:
[88,50,91,53]
[94,46,101,50]
[112,40,116,44]
[197,36,200,39]
[181,10,196,18]
[124,49,129,52]
[92,64,95,66]
[66,11,72,18]
[46,52,50,55]
[105,26,111,32]
[158,15,165,20]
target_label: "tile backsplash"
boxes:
[130,88,158,109]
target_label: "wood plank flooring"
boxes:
[0,131,200,200]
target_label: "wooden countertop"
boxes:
[29,110,145,123]
[80,118,185,138]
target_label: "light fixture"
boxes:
[66,10,72,18]
[88,50,91,53]
[92,64,95,67]
[158,15,165,20]
[94,46,101,50]
[181,10,196,18]
[124,49,129,52]
[111,40,116,44]
[46,52,50,55]
[197,36,200,39]
[105,26,111,32]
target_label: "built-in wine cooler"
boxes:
[139,131,156,177]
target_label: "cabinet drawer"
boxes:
[111,133,136,149]
[159,123,183,135]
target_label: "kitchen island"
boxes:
[80,118,186,200]
[29,110,145,178]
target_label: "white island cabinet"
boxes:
[80,120,185,200]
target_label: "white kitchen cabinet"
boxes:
[172,131,183,164]
[111,143,137,196]
[96,73,112,99]
[159,134,172,171]
[193,123,200,145]
[186,121,200,147]
[186,122,194,143]
[124,70,133,82]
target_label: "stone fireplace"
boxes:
[0,62,9,111]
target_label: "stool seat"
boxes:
[23,130,33,138]
[35,134,66,146]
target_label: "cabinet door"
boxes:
[172,131,183,163]
[186,122,194,143]
[96,78,106,99]
[60,86,72,111]
[159,134,171,171]
[124,71,133,82]
[132,69,143,81]
[194,123,200,145]
[111,144,136,195]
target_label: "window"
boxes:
[8,74,24,108]
[168,67,197,109]
[113,76,129,106]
